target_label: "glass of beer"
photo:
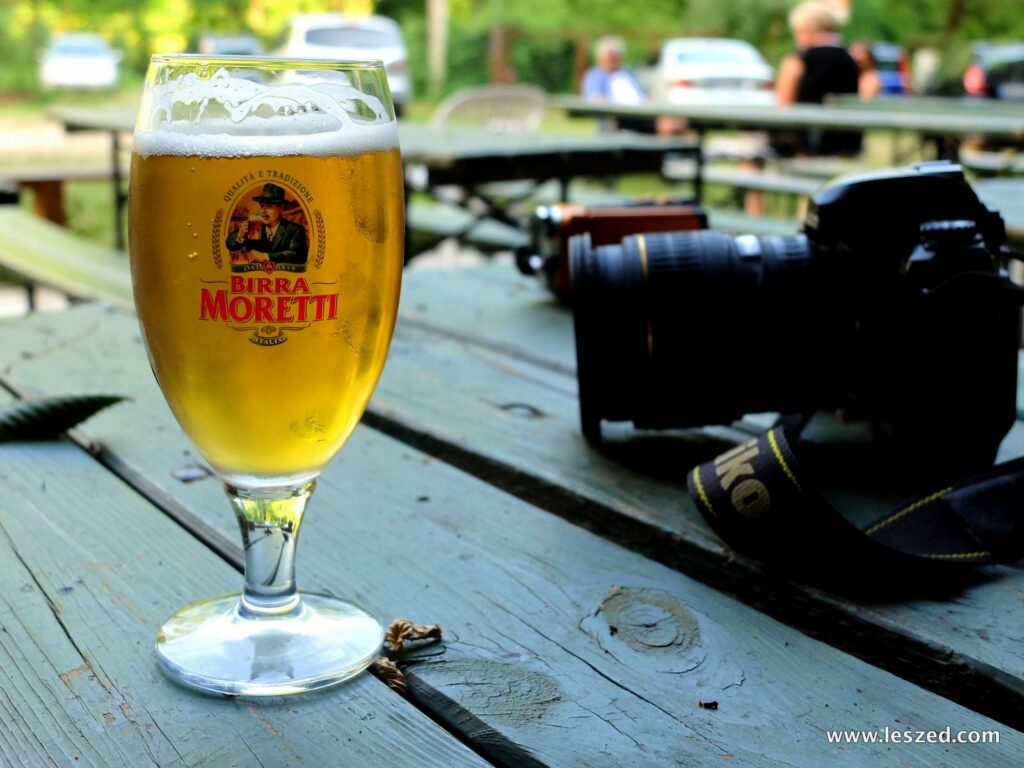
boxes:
[129,55,403,695]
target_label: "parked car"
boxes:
[648,38,775,106]
[275,14,411,114]
[39,33,120,90]
[870,42,911,95]
[197,34,264,57]
[964,42,1024,100]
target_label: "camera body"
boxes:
[570,162,1022,471]
[515,200,706,303]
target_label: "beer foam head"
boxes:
[134,67,398,158]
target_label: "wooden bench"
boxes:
[706,207,799,236]
[406,200,529,255]
[665,158,822,196]
[664,157,823,218]
[407,192,798,258]
[0,206,132,310]
[960,149,1024,177]
[703,165,822,197]
[0,165,116,226]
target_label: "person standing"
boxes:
[774,1,861,156]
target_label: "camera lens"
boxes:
[570,229,848,443]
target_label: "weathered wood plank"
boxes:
[401,262,575,373]
[391,266,1024,729]
[0,207,133,309]
[0,304,1021,767]
[0,394,488,767]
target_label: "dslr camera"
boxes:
[570,161,1023,471]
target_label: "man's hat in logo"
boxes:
[253,183,289,206]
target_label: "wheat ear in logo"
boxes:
[212,209,224,269]
[314,210,326,268]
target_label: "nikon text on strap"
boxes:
[687,428,1024,575]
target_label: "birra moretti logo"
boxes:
[199,277,339,346]
[204,173,333,346]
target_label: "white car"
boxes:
[650,38,775,106]
[40,33,121,90]
[276,14,411,115]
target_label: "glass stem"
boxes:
[226,480,315,618]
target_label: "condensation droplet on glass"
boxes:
[188,252,198,260]
[190,166,196,173]
[192,233,198,239]
[186,222,192,228]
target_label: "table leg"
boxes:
[111,131,125,251]
[25,181,67,226]
[693,130,705,204]
[559,176,570,202]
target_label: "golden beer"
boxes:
[142,57,401,697]
[129,145,403,481]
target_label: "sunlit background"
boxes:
[1,0,1022,288]
[4,0,1024,100]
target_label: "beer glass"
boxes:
[129,55,403,695]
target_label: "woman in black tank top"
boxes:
[796,46,860,104]
[774,2,862,156]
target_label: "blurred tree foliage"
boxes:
[3,0,1024,97]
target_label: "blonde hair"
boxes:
[789,2,841,34]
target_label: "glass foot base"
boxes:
[156,592,384,697]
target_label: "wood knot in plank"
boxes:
[595,587,700,652]
[581,586,706,672]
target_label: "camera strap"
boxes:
[687,428,1024,573]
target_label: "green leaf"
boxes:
[0,395,126,443]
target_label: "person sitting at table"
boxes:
[773,1,862,156]
[581,35,658,135]
[849,40,882,101]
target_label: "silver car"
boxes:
[276,14,411,114]
[40,33,121,90]
[648,38,775,106]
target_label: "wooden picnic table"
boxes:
[0,261,1022,765]
[47,106,698,250]
[826,94,1024,117]
[557,95,1024,168]
[556,95,1024,143]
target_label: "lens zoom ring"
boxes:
[641,231,724,281]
